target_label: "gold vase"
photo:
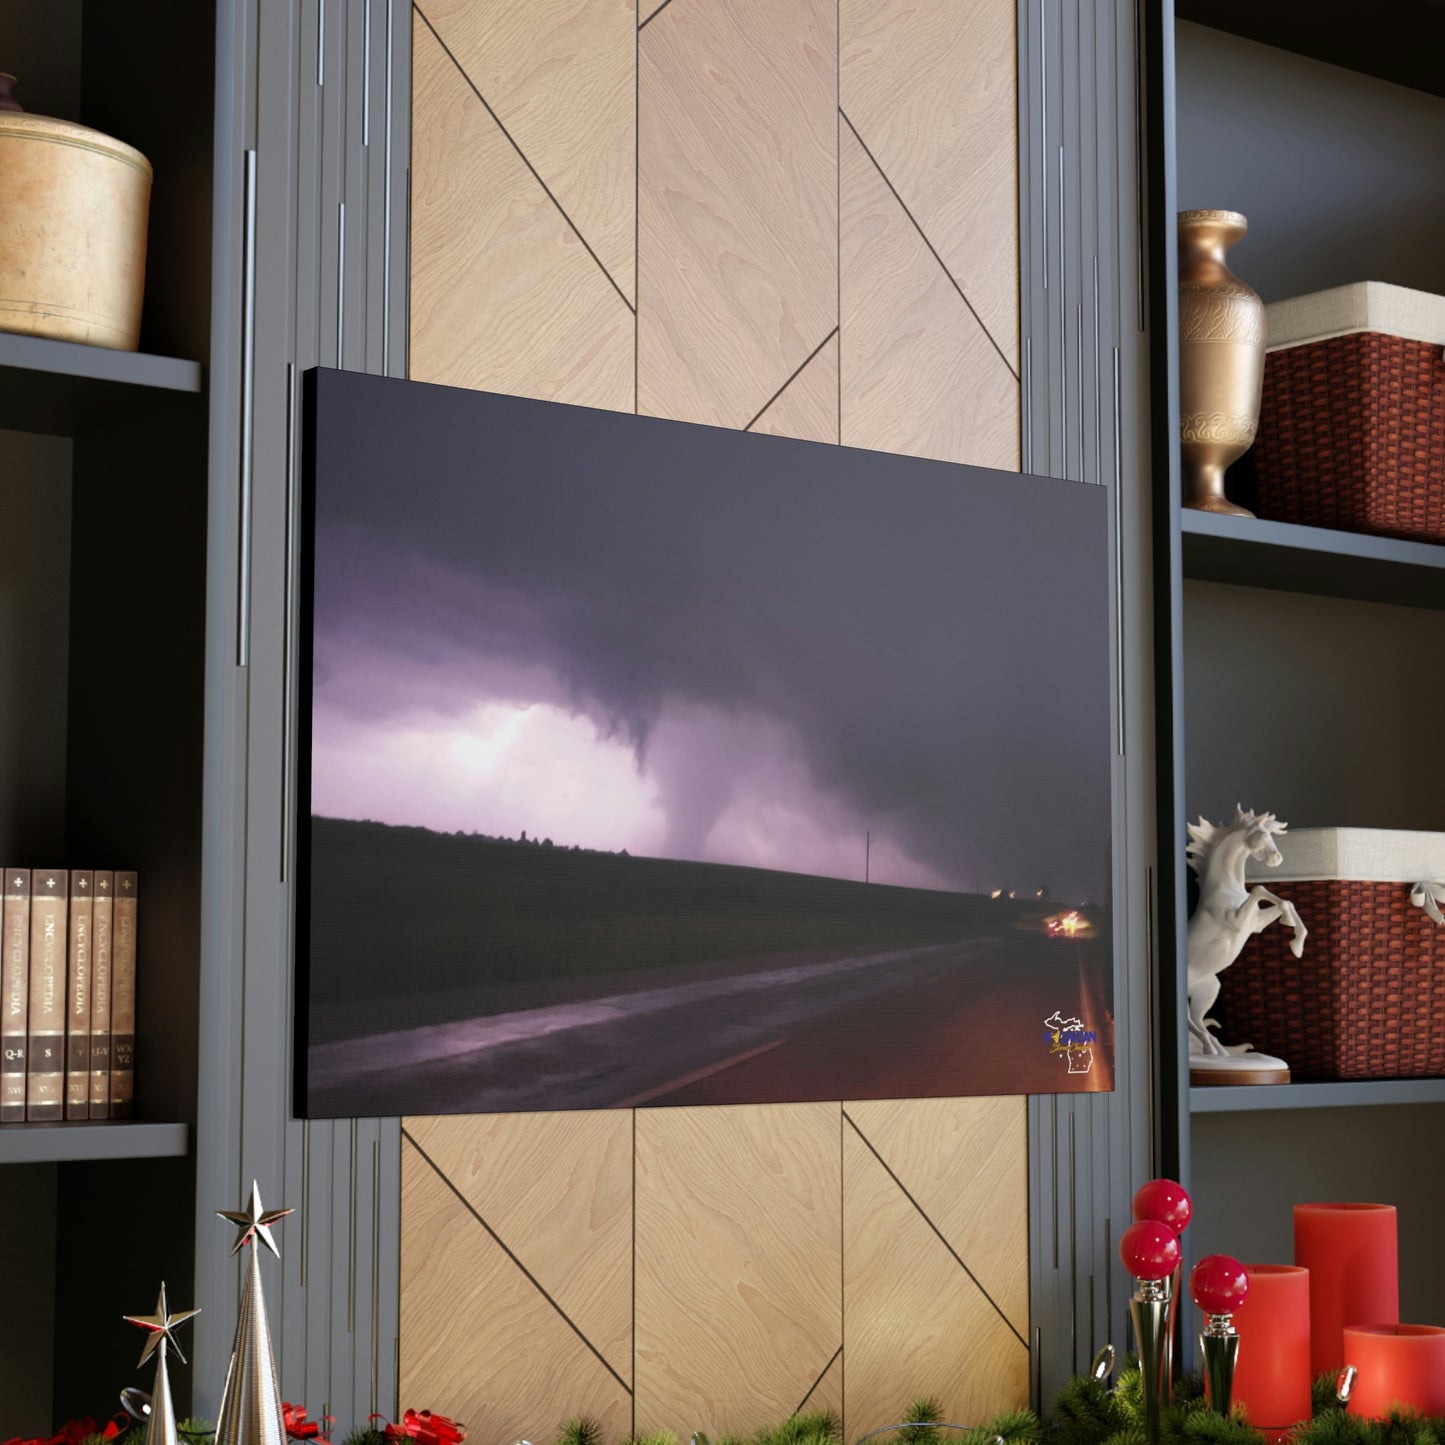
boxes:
[1177,210,1264,517]
[0,73,152,351]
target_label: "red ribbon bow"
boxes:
[3,1417,115,1445]
[283,1404,333,1443]
[368,1411,466,1445]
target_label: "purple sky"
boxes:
[307,388,1113,903]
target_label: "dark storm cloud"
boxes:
[307,373,1113,900]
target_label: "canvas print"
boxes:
[297,369,1115,1118]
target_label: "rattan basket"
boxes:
[1214,828,1445,1080]
[1253,283,1445,543]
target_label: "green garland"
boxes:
[69,1375,1445,1445]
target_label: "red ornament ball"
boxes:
[1190,1254,1250,1315]
[1119,1219,1181,1281]
[1133,1177,1193,1233]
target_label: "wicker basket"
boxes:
[1254,283,1445,543]
[1214,828,1445,1080]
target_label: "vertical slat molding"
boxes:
[1019,0,1159,1401]
[194,0,411,1425]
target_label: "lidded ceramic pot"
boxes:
[1177,209,1265,516]
[0,73,152,350]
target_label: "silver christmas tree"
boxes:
[123,1283,200,1445]
[214,1182,294,1445]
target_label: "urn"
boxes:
[0,73,153,351]
[1177,209,1265,516]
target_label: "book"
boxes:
[65,870,93,1119]
[26,870,68,1121]
[89,870,114,1119]
[110,870,138,1118]
[1,869,29,1123]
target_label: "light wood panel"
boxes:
[845,1097,1028,1338]
[749,332,840,443]
[840,0,1019,366]
[410,13,634,409]
[400,1135,633,1443]
[841,1119,1029,1438]
[799,1348,844,1422]
[839,122,1019,469]
[407,1111,634,1381]
[637,0,837,428]
[634,1104,842,1437]
[418,0,637,303]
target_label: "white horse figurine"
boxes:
[1186,806,1307,1059]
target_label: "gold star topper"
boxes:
[218,1180,294,1258]
[123,1281,200,1368]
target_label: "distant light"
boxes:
[1036,888,1045,898]
[991,888,1003,899]
[1007,890,1016,899]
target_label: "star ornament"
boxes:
[124,1281,200,1368]
[218,1180,294,1258]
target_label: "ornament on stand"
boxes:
[1186,808,1305,1086]
[1190,1255,1249,1418]
[123,1284,200,1445]
[215,1182,295,1445]
[1133,1179,1192,1401]
[1119,1219,1181,1445]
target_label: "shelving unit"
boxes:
[0,1,217,1431]
[1191,1080,1445,1115]
[1157,3,1445,1345]
[0,331,203,434]
[0,1121,189,1165]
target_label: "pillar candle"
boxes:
[1232,1265,1311,1437]
[1343,1325,1445,1417]
[1294,1203,1398,1376]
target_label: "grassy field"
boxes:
[303,816,1029,1044]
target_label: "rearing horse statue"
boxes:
[1186,805,1308,1058]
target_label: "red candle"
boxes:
[1231,1265,1311,1436]
[1343,1325,1445,1417]
[1294,1203,1398,1376]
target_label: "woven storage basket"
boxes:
[1254,283,1445,542]
[1214,828,1445,1080]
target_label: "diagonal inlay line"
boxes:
[795,1344,843,1416]
[840,109,1020,384]
[414,2,636,314]
[404,1128,634,1394]
[842,1111,1028,1348]
[638,0,681,30]
[744,327,840,431]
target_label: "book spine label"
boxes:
[1,869,30,1123]
[110,871,138,1118]
[26,870,68,1121]
[65,871,93,1119]
[89,872,114,1118]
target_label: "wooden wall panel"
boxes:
[403,0,1029,1436]
[418,0,636,303]
[839,123,1019,470]
[401,1135,634,1443]
[410,13,633,408]
[407,1112,634,1382]
[839,0,1019,366]
[637,0,837,428]
[841,1119,1029,1435]
[634,1105,841,1438]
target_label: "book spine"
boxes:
[89,871,114,1119]
[1,869,30,1123]
[65,870,93,1119]
[110,871,138,1118]
[26,870,68,1121]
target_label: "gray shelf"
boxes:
[1182,510,1445,611]
[0,1120,189,1164]
[1191,1078,1445,1114]
[0,330,203,436]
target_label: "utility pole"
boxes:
[865,830,871,883]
